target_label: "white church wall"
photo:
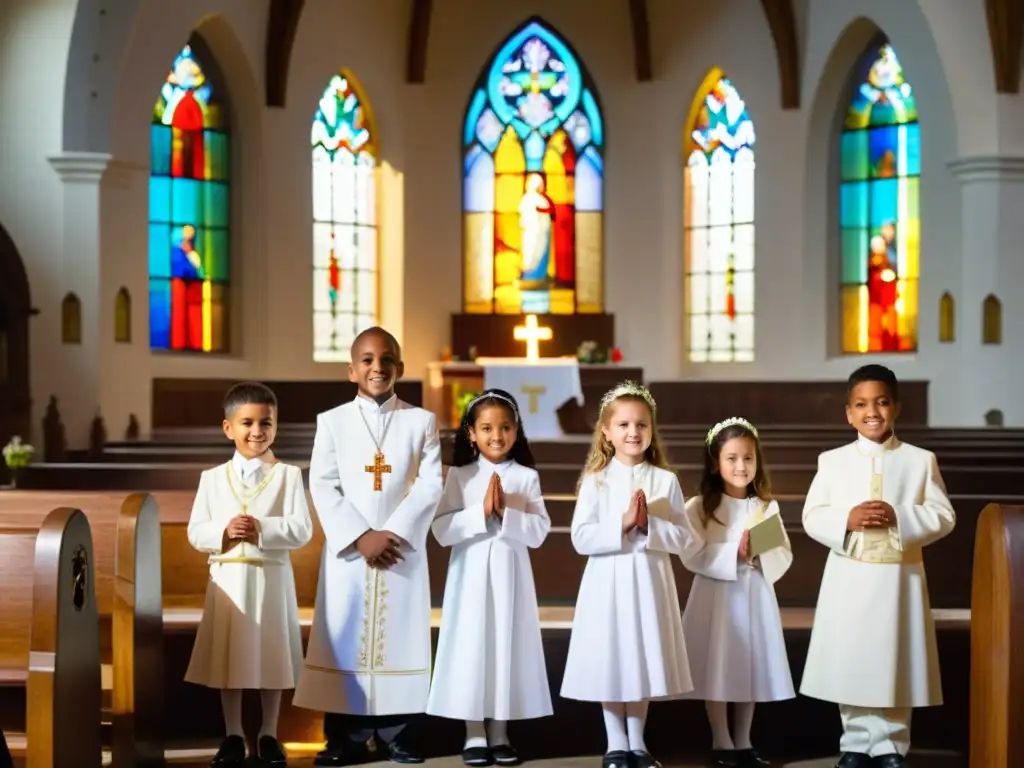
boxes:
[9,0,1016,438]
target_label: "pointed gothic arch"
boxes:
[462,17,605,316]
[838,40,920,354]
[311,69,380,363]
[0,224,31,447]
[683,67,757,363]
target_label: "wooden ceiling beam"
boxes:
[985,0,1024,93]
[265,0,305,108]
[628,0,653,82]
[758,0,800,109]
[406,0,433,83]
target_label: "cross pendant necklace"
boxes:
[359,404,394,492]
[225,462,278,514]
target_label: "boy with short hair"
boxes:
[800,364,956,768]
[293,327,443,766]
[185,381,314,766]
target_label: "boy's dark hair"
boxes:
[847,364,899,402]
[697,421,772,528]
[223,381,278,417]
[452,389,536,468]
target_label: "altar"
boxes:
[477,357,582,438]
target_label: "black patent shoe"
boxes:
[836,754,873,768]
[314,740,368,767]
[737,748,770,767]
[256,735,288,765]
[712,749,741,767]
[492,744,521,766]
[630,751,662,768]
[211,735,246,766]
[386,739,425,764]
[872,755,908,768]
[462,746,493,766]
[602,751,631,768]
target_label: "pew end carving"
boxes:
[0,507,101,767]
[113,493,164,766]
[970,503,1024,767]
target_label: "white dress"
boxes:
[185,455,314,690]
[560,459,702,703]
[293,395,444,716]
[427,457,553,721]
[680,495,795,703]
[800,436,955,709]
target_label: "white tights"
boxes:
[220,689,282,739]
[601,701,649,753]
[705,701,756,751]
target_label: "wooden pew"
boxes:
[0,508,101,767]
[0,493,164,767]
[970,503,1024,767]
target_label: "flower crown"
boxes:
[465,391,520,422]
[599,380,656,416]
[705,416,759,445]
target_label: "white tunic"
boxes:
[427,458,553,722]
[293,395,443,716]
[560,459,701,703]
[185,455,313,690]
[800,436,956,709]
[680,495,795,703]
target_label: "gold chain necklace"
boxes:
[225,461,278,515]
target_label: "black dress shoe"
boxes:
[211,735,247,766]
[737,748,770,767]
[836,754,873,768]
[462,746,493,766]
[314,741,367,767]
[712,749,741,767]
[630,750,662,768]
[872,755,908,768]
[491,744,521,766]
[386,740,425,764]
[256,735,288,765]
[602,751,631,768]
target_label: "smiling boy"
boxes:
[800,365,956,768]
[292,327,443,766]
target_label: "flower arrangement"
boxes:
[576,341,623,364]
[456,391,479,419]
[3,436,33,469]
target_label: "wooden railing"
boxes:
[970,503,1024,766]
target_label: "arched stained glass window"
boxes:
[840,42,919,353]
[462,18,604,315]
[312,71,379,362]
[149,40,230,352]
[684,69,756,362]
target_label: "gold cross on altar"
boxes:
[513,314,552,361]
[521,385,547,414]
[365,452,391,491]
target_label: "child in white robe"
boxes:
[561,381,701,768]
[428,389,552,767]
[680,417,794,768]
[185,382,314,766]
[801,365,955,768]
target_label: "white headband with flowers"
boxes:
[599,380,656,417]
[705,416,759,445]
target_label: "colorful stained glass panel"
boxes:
[839,43,919,353]
[148,42,230,352]
[684,72,756,362]
[311,72,379,362]
[462,19,604,314]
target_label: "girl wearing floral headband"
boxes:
[560,381,702,768]
[679,417,794,768]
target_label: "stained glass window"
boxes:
[312,71,378,362]
[684,69,756,362]
[462,18,604,315]
[149,41,230,352]
[840,43,919,353]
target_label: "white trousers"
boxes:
[839,705,911,757]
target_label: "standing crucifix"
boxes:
[365,452,392,491]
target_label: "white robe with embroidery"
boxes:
[680,495,795,703]
[427,457,552,721]
[292,396,443,716]
[185,458,313,689]
[800,437,955,709]
[560,459,701,703]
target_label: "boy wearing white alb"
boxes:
[801,365,955,768]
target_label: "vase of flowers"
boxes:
[3,436,34,489]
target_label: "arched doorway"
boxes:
[0,224,32,457]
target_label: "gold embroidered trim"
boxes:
[373,569,389,668]
[357,566,373,668]
[209,557,283,565]
[302,663,429,677]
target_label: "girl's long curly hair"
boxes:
[451,388,536,468]
[578,394,670,490]
[698,422,771,527]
